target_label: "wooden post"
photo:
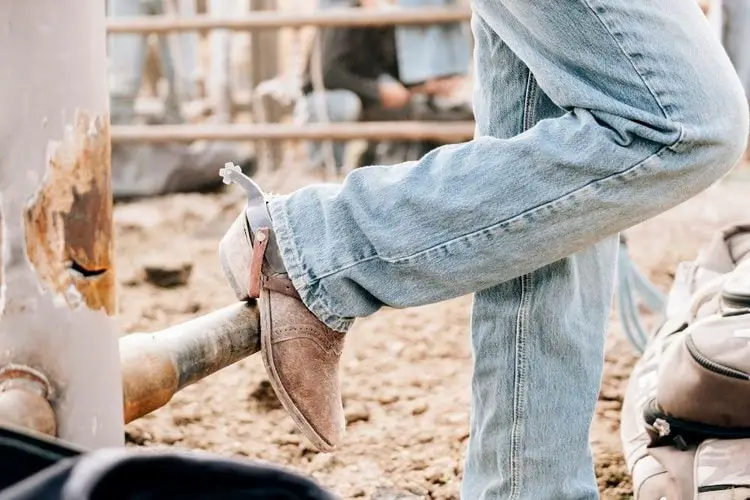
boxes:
[0,1,124,447]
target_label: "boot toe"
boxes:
[261,291,346,452]
[273,337,345,450]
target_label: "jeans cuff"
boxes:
[267,195,354,333]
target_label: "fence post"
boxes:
[0,0,124,447]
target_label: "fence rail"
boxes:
[108,6,475,148]
[106,7,473,33]
[111,121,476,143]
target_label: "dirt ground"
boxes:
[116,161,749,499]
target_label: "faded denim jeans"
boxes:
[268,0,748,498]
[395,0,471,85]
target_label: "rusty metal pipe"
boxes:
[120,301,260,424]
[0,366,56,437]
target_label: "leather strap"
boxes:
[263,275,301,300]
[248,227,301,301]
[248,228,270,299]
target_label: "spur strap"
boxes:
[248,227,301,301]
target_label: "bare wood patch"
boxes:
[23,110,115,315]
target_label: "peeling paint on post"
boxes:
[24,111,115,316]
[0,1,123,447]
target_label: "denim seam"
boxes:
[581,0,670,121]
[522,70,538,132]
[379,141,675,265]
[510,273,531,499]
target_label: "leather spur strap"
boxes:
[264,275,301,300]
[248,227,301,301]
[248,228,270,299]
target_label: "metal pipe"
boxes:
[106,7,472,34]
[120,301,260,424]
[0,366,56,437]
[111,121,476,143]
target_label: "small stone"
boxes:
[158,428,184,445]
[411,402,428,415]
[142,257,193,288]
[423,466,449,485]
[172,412,202,426]
[409,459,429,471]
[415,433,434,444]
[378,393,399,405]
[345,404,371,424]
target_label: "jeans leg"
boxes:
[723,0,750,100]
[453,15,618,499]
[296,90,363,170]
[107,0,149,124]
[268,0,747,333]
[465,242,616,500]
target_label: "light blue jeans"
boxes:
[395,0,471,85]
[268,1,748,498]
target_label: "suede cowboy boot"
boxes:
[217,163,345,452]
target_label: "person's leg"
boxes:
[457,15,618,498]
[219,0,747,466]
[107,0,150,125]
[266,0,747,331]
[295,89,363,170]
[723,0,750,100]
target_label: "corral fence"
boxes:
[106,2,476,174]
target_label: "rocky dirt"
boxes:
[116,163,749,499]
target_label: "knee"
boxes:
[666,71,748,197]
[688,72,749,179]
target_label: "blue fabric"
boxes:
[394,0,471,84]
[269,0,748,497]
